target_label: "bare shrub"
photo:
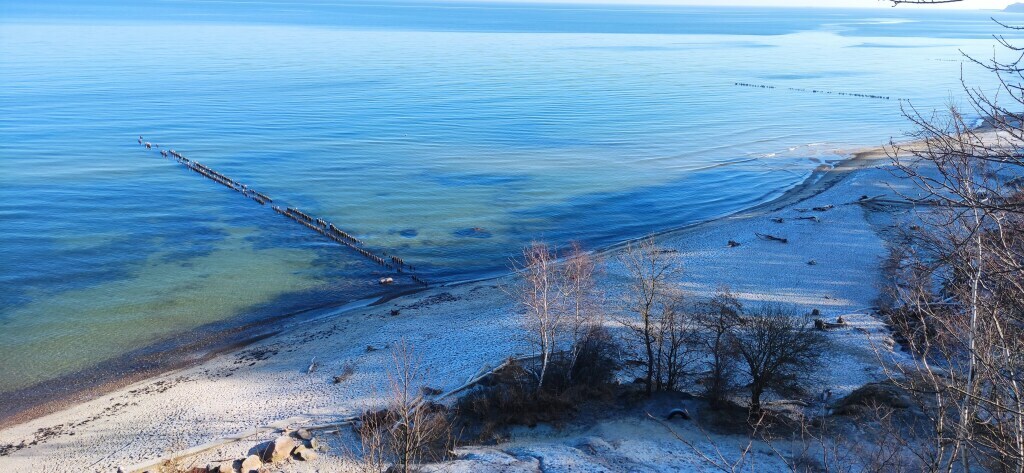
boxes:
[356,340,454,472]
[456,327,620,441]
[455,359,565,439]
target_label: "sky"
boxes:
[465,0,1014,9]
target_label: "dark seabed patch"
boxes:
[453,227,493,239]
[430,172,530,188]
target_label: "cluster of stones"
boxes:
[205,428,322,473]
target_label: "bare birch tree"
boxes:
[510,242,565,391]
[883,115,1024,471]
[560,242,602,382]
[875,17,1024,468]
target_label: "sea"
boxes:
[1,0,1021,406]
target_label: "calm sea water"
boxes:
[1,1,1021,395]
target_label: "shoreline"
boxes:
[0,133,912,471]
[0,140,893,431]
[0,288,405,431]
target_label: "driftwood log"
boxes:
[814,318,848,330]
[755,232,788,243]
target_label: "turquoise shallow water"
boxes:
[1,2,1021,396]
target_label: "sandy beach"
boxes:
[0,137,922,472]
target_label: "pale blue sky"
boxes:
[468,0,1012,9]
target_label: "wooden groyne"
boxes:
[733,82,899,101]
[139,137,427,287]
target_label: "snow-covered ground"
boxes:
[0,140,922,472]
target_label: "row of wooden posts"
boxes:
[733,82,897,101]
[138,136,428,287]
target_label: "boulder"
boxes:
[240,455,262,473]
[207,463,234,473]
[295,428,312,440]
[576,436,613,455]
[294,445,318,461]
[309,437,322,451]
[261,435,297,463]
[832,382,912,415]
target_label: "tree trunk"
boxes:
[538,332,550,392]
[645,313,654,396]
[750,384,763,416]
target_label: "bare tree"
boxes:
[699,286,744,408]
[883,124,1024,471]
[732,306,827,415]
[619,237,697,394]
[873,24,1024,467]
[827,2,1024,470]
[656,298,700,392]
[510,242,565,391]
[560,242,602,382]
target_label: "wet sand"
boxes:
[0,288,407,430]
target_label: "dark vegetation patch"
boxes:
[454,327,621,443]
[831,381,912,416]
